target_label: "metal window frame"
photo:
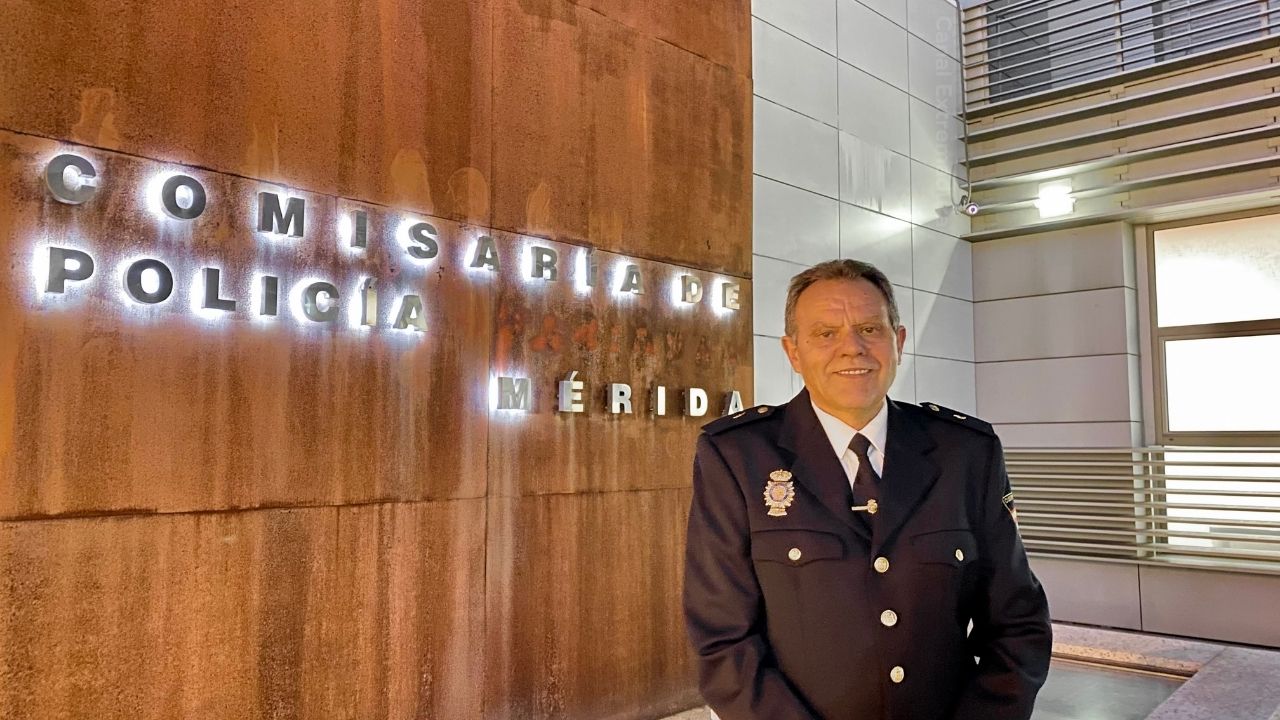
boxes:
[1142,207,1280,447]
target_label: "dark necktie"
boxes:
[849,434,880,529]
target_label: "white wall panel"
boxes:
[907,0,961,60]
[754,176,840,267]
[753,19,839,126]
[977,355,1138,424]
[1029,557,1143,630]
[752,0,838,54]
[907,34,962,115]
[895,284,915,357]
[912,225,972,300]
[972,223,1133,301]
[837,0,909,90]
[839,132,912,221]
[914,355,976,415]
[753,255,808,338]
[839,203,913,288]
[889,351,917,405]
[994,422,1141,448]
[755,97,840,199]
[914,289,975,362]
[1141,566,1280,648]
[855,0,906,27]
[754,335,801,406]
[909,97,965,178]
[838,62,910,156]
[975,288,1134,362]
[910,161,969,237]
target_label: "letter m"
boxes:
[257,192,305,237]
[497,377,531,411]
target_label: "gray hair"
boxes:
[783,259,901,337]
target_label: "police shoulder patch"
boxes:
[702,404,776,435]
[1003,491,1019,524]
[918,401,995,436]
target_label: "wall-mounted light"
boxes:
[1035,181,1074,219]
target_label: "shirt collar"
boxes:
[810,398,890,459]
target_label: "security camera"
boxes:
[958,195,979,216]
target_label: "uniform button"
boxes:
[890,666,905,684]
[873,556,890,573]
[955,548,965,562]
[788,547,802,562]
[880,609,898,627]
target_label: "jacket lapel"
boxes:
[777,390,869,541]
[874,400,941,553]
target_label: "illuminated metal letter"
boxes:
[260,276,279,316]
[609,383,633,414]
[558,371,585,413]
[161,174,206,220]
[393,294,427,332]
[470,235,500,271]
[257,192,305,237]
[45,247,95,293]
[681,275,703,303]
[124,258,174,304]
[45,154,99,205]
[407,222,439,260]
[358,278,377,327]
[653,385,668,416]
[497,376,530,410]
[201,268,235,311]
[301,281,339,322]
[721,282,741,310]
[531,246,558,281]
[581,249,598,288]
[351,210,368,249]
[724,390,744,415]
[685,387,708,417]
[619,264,644,294]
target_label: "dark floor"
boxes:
[1031,660,1184,720]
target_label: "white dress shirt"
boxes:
[811,399,889,493]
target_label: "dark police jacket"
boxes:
[683,390,1051,720]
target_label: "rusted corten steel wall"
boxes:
[0,0,752,718]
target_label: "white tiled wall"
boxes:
[752,0,973,414]
[972,223,1143,446]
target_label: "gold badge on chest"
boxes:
[764,470,796,517]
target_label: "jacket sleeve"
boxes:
[683,435,818,720]
[952,434,1053,720]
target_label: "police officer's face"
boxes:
[781,278,907,429]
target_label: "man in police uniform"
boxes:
[683,259,1051,720]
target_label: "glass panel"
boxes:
[1164,334,1280,432]
[1154,214,1280,327]
[1031,660,1182,720]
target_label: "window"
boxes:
[1150,211,1280,444]
[1148,211,1280,566]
